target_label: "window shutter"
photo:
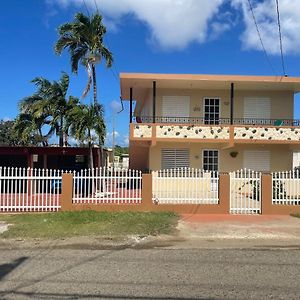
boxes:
[162,96,190,118]
[161,148,190,169]
[243,150,270,171]
[244,98,271,119]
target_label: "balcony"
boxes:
[133,116,300,126]
[130,117,300,144]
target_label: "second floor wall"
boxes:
[135,88,294,122]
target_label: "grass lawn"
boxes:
[0,211,179,239]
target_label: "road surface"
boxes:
[0,246,299,299]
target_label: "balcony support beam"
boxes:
[230,83,234,125]
[153,81,156,123]
[129,87,133,123]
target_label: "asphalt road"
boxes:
[0,247,299,299]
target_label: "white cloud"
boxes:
[109,99,122,113]
[122,134,129,146]
[50,0,226,50]
[106,130,120,138]
[50,0,300,55]
[232,0,300,55]
[3,116,12,122]
[105,131,129,147]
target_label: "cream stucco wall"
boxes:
[149,142,293,172]
[137,88,294,120]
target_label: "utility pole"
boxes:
[112,112,115,168]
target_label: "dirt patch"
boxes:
[0,232,184,250]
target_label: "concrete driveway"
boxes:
[173,214,300,249]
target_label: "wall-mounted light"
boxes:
[230,151,238,158]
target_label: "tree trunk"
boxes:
[92,64,97,105]
[59,116,64,147]
[89,143,94,170]
[88,129,94,170]
[99,146,104,167]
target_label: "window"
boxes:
[75,155,85,163]
[244,98,271,124]
[243,150,270,172]
[203,150,219,171]
[204,98,220,125]
[162,96,190,123]
[161,148,190,169]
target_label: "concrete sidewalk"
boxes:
[168,214,300,249]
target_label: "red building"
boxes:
[0,146,107,170]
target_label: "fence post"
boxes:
[61,173,74,211]
[141,173,153,210]
[219,173,230,214]
[261,173,272,215]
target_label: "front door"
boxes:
[204,98,220,124]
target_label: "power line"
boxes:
[91,0,122,114]
[91,0,120,84]
[275,0,287,76]
[247,0,277,76]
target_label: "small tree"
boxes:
[18,73,80,146]
[0,120,22,146]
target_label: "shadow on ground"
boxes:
[0,256,28,281]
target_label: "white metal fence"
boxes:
[152,168,219,204]
[272,170,300,205]
[0,167,62,212]
[230,169,261,214]
[72,168,142,204]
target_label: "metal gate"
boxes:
[230,169,261,214]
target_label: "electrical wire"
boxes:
[275,0,287,76]
[247,0,278,76]
[81,0,122,110]
[91,0,123,112]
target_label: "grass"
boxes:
[0,211,179,239]
[291,213,300,219]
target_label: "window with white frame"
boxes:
[204,98,220,125]
[203,150,219,171]
[161,148,190,169]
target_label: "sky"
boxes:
[1,0,300,147]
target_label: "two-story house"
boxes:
[120,73,300,173]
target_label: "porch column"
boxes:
[129,87,133,123]
[27,154,33,169]
[152,81,156,123]
[230,83,234,125]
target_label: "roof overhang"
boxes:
[120,73,300,100]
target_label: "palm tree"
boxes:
[18,73,80,146]
[67,103,106,169]
[54,12,113,105]
[13,112,50,146]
